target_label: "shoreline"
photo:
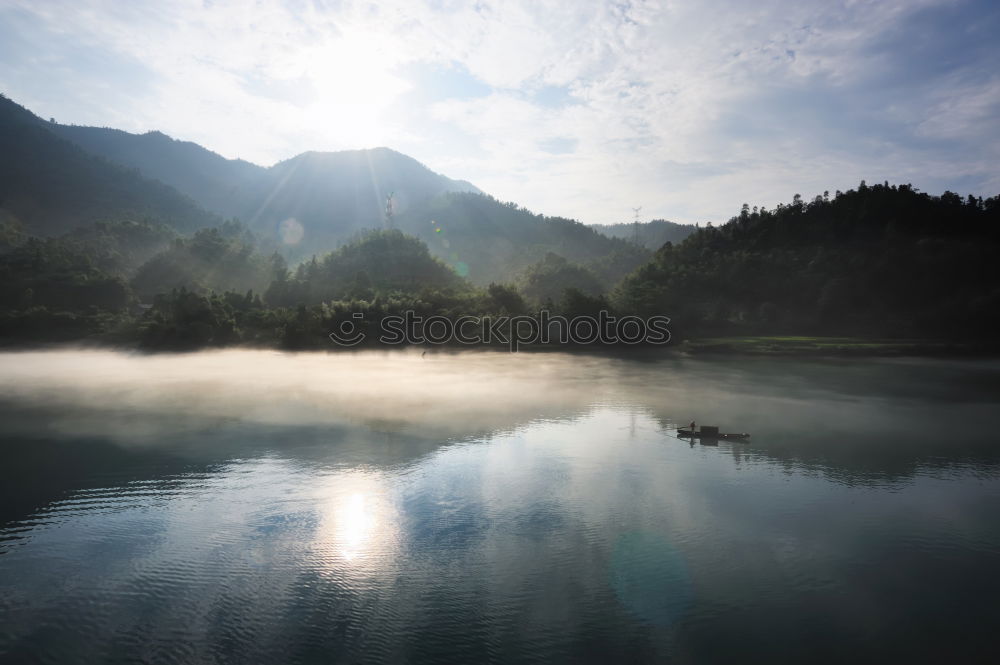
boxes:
[673,336,996,358]
[1,335,996,359]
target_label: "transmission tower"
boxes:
[385,192,395,230]
[632,206,642,246]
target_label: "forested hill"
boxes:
[2,95,644,283]
[242,148,480,256]
[0,94,218,235]
[46,117,481,251]
[49,124,266,220]
[591,219,695,249]
[396,192,649,286]
[617,183,1000,339]
[7,89,997,348]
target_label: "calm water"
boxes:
[1,349,999,664]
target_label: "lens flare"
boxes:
[428,219,470,278]
[279,218,304,245]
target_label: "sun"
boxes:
[299,33,412,147]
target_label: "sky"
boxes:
[1,0,998,225]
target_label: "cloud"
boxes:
[0,0,997,224]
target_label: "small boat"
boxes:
[677,426,750,441]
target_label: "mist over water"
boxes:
[1,349,999,664]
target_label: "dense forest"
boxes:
[2,94,998,352]
[617,183,1000,340]
[1,180,997,351]
[0,223,585,350]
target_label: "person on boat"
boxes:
[689,420,696,431]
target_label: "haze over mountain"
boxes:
[49,120,482,244]
[1,94,651,284]
[2,88,997,348]
[590,220,695,250]
[243,148,480,257]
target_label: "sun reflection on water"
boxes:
[338,492,375,560]
[315,472,398,572]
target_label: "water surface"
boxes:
[1,349,998,663]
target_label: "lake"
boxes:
[1,349,999,664]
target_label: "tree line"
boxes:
[1,181,997,350]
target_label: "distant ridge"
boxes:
[591,219,695,249]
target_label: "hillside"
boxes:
[266,229,469,307]
[50,120,484,259]
[51,120,482,239]
[13,96,647,281]
[243,148,479,258]
[49,124,265,219]
[397,192,649,286]
[591,219,695,249]
[616,183,1000,339]
[0,94,218,235]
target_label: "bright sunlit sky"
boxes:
[1,0,998,224]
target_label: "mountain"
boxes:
[49,120,483,259]
[49,124,265,219]
[616,183,1000,339]
[48,121,482,254]
[591,219,696,249]
[46,112,644,284]
[3,94,648,286]
[0,94,218,235]
[242,148,479,257]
